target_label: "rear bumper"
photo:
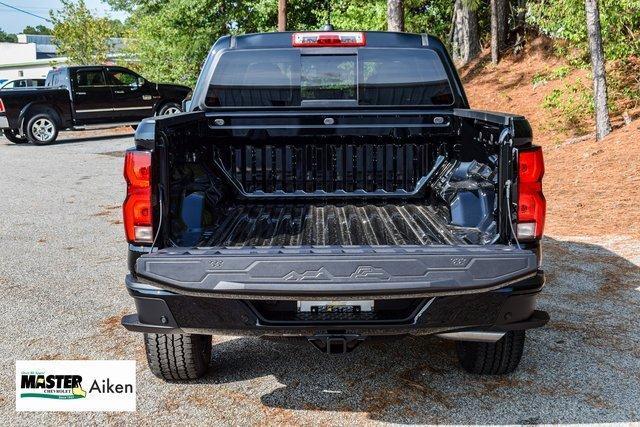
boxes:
[0,116,9,129]
[122,271,548,337]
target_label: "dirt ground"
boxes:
[544,126,640,238]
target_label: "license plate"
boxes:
[297,300,374,313]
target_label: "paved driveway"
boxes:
[0,131,638,424]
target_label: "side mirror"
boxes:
[182,90,193,111]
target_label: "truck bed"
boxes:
[162,113,504,249]
[197,203,463,247]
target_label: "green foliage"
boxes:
[552,65,571,79]
[22,25,53,35]
[249,0,323,31]
[405,0,454,39]
[321,0,456,42]
[0,28,17,43]
[102,0,163,13]
[50,0,118,65]
[247,0,462,35]
[321,0,387,31]
[463,0,482,10]
[121,0,328,86]
[118,0,469,87]
[120,0,466,86]
[121,0,230,86]
[531,72,548,86]
[542,78,594,133]
[529,0,640,60]
[107,19,127,37]
[531,65,572,86]
[606,59,640,112]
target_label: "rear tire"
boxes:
[25,112,59,145]
[2,129,28,144]
[144,333,212,380]
[455,330,526,375]
[157,102,181,116]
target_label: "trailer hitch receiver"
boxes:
[308,333,364,354]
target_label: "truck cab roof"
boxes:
[224,31,440,49]
[189,31,468,112]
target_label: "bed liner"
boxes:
[197,202,463,247]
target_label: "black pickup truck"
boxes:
[0,65,189,145]
[121,31,548,380]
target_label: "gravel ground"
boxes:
[0,131,639,424]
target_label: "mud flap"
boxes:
[135,245,537,299]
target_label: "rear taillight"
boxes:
[123,150,153,243]
[517,147,546,240]
[0,98,5,113]
[292,32,366,47]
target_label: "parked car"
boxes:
[0,78,45,90]
[0,65,190,145]
[121,31,548,380]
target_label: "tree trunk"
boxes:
[387,0,404,32]
[491,0,507,64]
[516,0,526,28]
[585,0,611,140]
[451,0,480,66]
[278,0,286,32]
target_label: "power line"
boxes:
[0,5,52,11]
[0,0,51,22]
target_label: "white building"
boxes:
[0,34,124,81]
[0,34,62,80]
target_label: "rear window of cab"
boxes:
[205,48,454,108]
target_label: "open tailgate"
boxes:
[135,245,537,299]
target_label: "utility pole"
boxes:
[278,0,287,32]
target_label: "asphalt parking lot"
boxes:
[0,130,639,424]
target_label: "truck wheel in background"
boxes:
[2,129,28,144]
[158,102,182,116]
[25,112,59,145]
[455,330,526,375]
[144,333,212,380]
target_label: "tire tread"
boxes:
[144,333,211,381]
[456,330,525,375]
